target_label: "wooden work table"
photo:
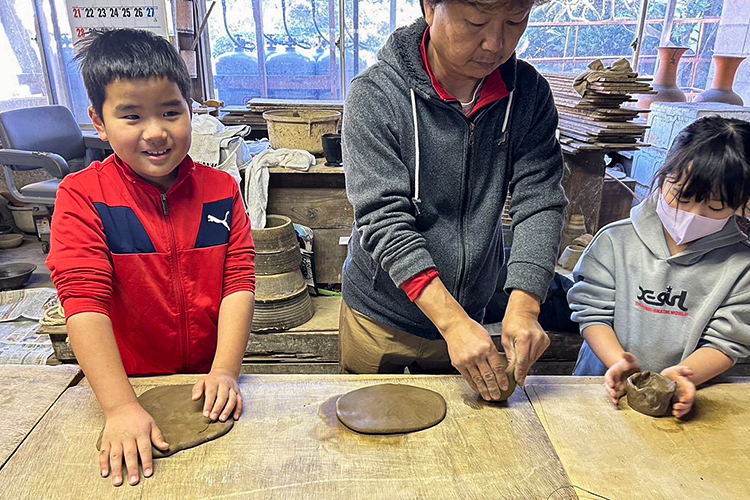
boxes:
[0,374,576,499]
[2,374,750,498]
[525,376,750,500]
[0,365,81,468]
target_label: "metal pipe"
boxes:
[328,0,337,98]
[30,0,55,104]
[632,0,649,71]
[251,0,268,98]
[690,21,707,91]
[660,0,677,47]
[390,0,396,33]
[339,0,346,98]
[353,0,359,77]
[562,25,571,73]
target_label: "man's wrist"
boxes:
[505,289,541,318]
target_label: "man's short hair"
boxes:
[422,0,548,15]
[75,29,191,119]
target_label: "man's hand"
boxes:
[604,352,641,405]
[192,369,243,422]
[661,365,696,418]
[443,317,509,401]
[501,290,549,386]
[99,401,169,487]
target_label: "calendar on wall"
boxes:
[65,0,169,41]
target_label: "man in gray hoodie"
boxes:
[341,0,567,401]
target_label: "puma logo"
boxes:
[207,211,230,231]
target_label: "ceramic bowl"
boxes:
[0,234,23,249]
[0,263,36,290]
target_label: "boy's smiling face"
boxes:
[90,77,191,191]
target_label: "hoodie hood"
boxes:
[630,193,748,265]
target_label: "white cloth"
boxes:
[243,149,316,229]
[192,113,226,134]
[190,114,250,186]
[260,148,316,171]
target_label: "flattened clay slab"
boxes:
[626,371,676,417]
[335,383,446,434]
[96,384,234,458]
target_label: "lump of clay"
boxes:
[96,384,234,458]
[496,354,517,402]
[335,383,446,434]
[625,371,676,417]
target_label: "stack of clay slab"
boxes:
[632,102,750,200]
[544,64,654,154]
[251,215,314,332]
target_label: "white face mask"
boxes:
[656,194,731,245]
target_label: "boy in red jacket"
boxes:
[46,29,255,487]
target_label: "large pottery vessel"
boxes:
[636,47,688,109]
[695,55,745,106]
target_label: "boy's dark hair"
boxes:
[656,115,750,212]
[75,29,191,120]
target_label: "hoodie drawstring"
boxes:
[410,88,422,216]
[409,88,515,212]
[499,89,514,144]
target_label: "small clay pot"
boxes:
[571,233,593,248]
[322,133,342,166]
[558,244,585,271]
[626,371,676,417]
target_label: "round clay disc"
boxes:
[335,383,447,435]
[96,384,234,458]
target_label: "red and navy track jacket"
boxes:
[46,154,256,376]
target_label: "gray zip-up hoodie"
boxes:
[568,195,750,375]
[341,18,567,339]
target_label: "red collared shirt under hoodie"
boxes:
[46,154,256,376]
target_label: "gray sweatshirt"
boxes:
[341,18,567,339]
[568,195,750,375]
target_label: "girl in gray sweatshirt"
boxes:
[567,116,750,418]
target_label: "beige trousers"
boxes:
[338,300,458,374]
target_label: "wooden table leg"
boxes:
[562,151,607,236]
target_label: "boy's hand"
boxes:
[661,365,696,418]
[100,401,169,487]
[604,352,641,405]
[192,369,243,422]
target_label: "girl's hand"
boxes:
[661,365,696,418]
[192,369,243,422]
[604,352,641,406]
